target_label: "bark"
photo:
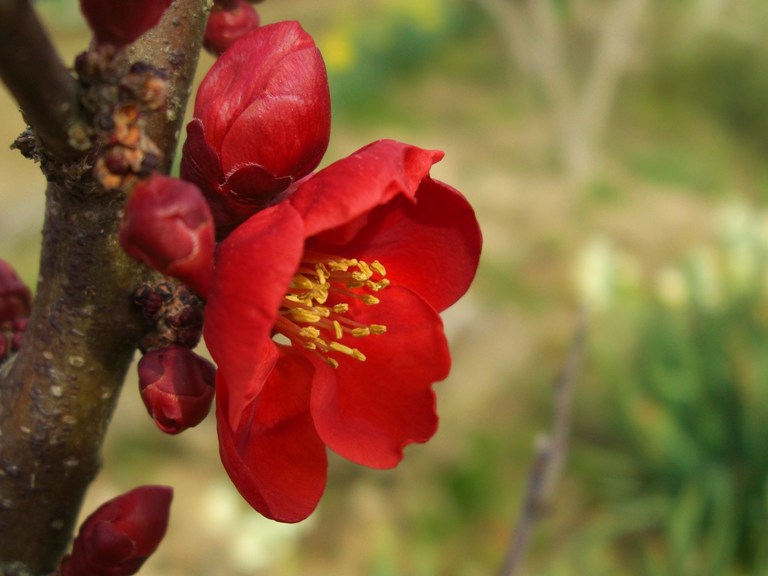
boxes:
[0,0,208,572]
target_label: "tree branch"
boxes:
[497,310,587,576]
[0,0,88,159]
[0,1,209,572]
[127,1,210,172]
[565,0,648,183]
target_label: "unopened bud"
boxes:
[120,175,215,298]
[80,0,174,48]
[138,346,215,434]
[59,485,173,576]
[0,259,31,324]
[181,22,331,236]
[204,0,261,56]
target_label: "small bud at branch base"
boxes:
[204,0,261,56]
[0,259,32,323]
[80,0,174,48]
[120,175,215,298]
[58,485,173,576]
[138,346,216,434]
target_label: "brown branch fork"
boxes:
[0,1,208,572]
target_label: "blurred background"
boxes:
[3,0,768,574]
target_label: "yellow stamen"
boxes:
[366,279,390,292]
[287,308,324,324]
[299,326,321,339]
[371,261,386,276]
[275,251,389,368]
[329,342,366,361]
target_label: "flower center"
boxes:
[274,250,388,368]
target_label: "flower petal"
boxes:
[289,140,444,239]
[309,177,482,313]
[310,286,449,468]
[217,347,328,522]
[180,119,223,194]
[204,201,304,427]
[181,119,294,238]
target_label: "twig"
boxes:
[0,0,88,158]
[497,310,588,576]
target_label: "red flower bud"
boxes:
[138,346,215,434]
[204,0,261,56]
[0,259,31,324]
[80,0,173,48]
[181,21,331,236]
[59,485,173,576]
[120,175,215,298]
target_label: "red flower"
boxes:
[80,0,173,48]
[203,139,482,522]
[181,21,331,236]
[59,485,173,576]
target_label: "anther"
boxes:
[299,327,320,339]
[329,342,366,361]
[288,309,324,323]
[366,279,390,291]
[290,275,315,290]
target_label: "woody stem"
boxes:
[0,0,209,572]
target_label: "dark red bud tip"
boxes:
[138,346,216,434]
[0,259,32,324]
[120,174,215,298]
[80,0,173,48]
[204,0,261,56]
[59,485,173,576]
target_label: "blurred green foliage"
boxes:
[321,0,494,122]
[571,205,768,575]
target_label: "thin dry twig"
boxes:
[497,310,588,576]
